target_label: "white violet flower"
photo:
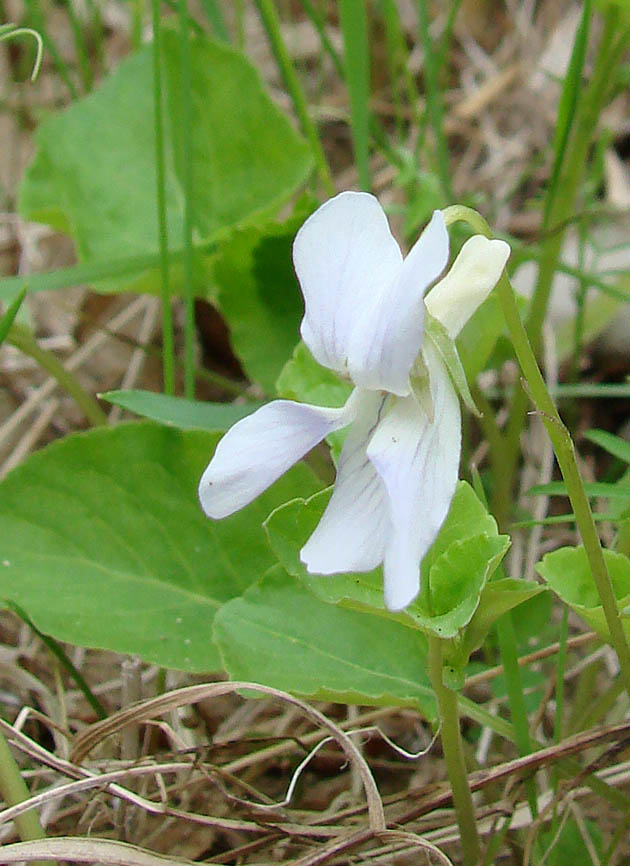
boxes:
[199,192,510,611]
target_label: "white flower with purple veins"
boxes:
[199,192,510,611]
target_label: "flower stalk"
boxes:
[445,205,630,700]
[428,636,480,866]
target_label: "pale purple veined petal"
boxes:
[300,390,391,575]
[425,235,510,338]
[199,398,358,519]
[366,343,461,611]
[347,210,449,396]
[293,191,403,375]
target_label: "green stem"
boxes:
[0,729,53,866]
[495,611,538,819]
[499,9,627,522]
[8,325,107,426]
[254,0,334,196]
[497,271,630,698]
[151,3,175,396]
[428,636,480,866]
[444,204,630,701]
[179,0,196,399]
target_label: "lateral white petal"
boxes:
[348,210,449,395]
[293,191,403,375]
[367,344,461,611]
[199,399,355,519]
[300,390,390,575]
[425,235,510,338]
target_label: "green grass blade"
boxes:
[151,6,176,395]
[0,287,26,347]
[64,0,94,92]
[198,0,229,40]
[179,1,196,399]
[101,389,263,429]
[585,428,630,464]
[380,0,420,138]
[544,0,592,227]
[0,240,217,300]
[495,610,539,819]
[7,323,107,426]
[339,0,371,190]
[254,0,334,194]
[416,0,452,200]
[6,601,107,720]
[23,0,78,98]
[300,0,344,77]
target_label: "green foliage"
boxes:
[425,312,480,417]
[541,817,603,865]
[0,288,27,347]
[101,390,264,430]
[0,423,320,671]
[213,206,315,390]
[214,566,437,720]
[264,481,528,688]
[276,342,351,407]
[537,546,630,642]
[19,28,312,294]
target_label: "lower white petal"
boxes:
[366,343,461,610]
[300,390,390,575]
[199,398,356,519]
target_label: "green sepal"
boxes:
[425,311,480,417]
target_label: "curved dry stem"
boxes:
[71,681,386,832]
[0,836,198,865]
[376,829,454,865]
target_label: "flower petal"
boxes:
[199,399,356,519]
[293,191,403,375]
[300,390,390,574]
[348,210,449,395]
[366,344,461,610]
[425,235,510,338]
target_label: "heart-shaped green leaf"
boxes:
[265,481,510,640]
[19,30,312,294]
[214,567,437,720]
[0,423,320,671]
[537,545,630,642]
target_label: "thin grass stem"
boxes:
[339,0,371,191]
[495,611,539,819]
[7,601,107,721]
[254,0,334,196]
[23,0,78,98]
[416,0,452,200]
[178,0,196,399]
[151,2,176,395]
[8,324,107,426]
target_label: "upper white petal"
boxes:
[293,191,403,375]
[425,235,510,338]
[347,210,449,395]
[199,398,356,519]
[366,343,461,611]
[300,390,390,575]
